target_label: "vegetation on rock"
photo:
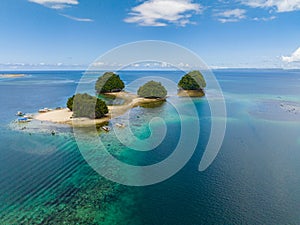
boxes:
[137,81,167,99]
[178,70,206,91]
[95,72,125,93]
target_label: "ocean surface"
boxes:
[0,69,300,224]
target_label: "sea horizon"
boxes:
[2,67,300,72]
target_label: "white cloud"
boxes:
[215,9,246,23]
[60,14,93,22]
[252,15,276,21]
[28,0,79,9]
[28,1,93,22]
[241,0,300,12]
[282,47,300,63]
[124,0,202,26]
[0,62,87,70]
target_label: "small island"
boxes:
[178,70,206,97]
[33,73,167,126]
[137,80,167,99]
[0,74,25,78]
[95,72,125,93]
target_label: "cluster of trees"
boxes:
[136,70,206,99]
[95,72,125,93]
[67,72,125,119]
[67,70,206,119]
[178,70,206,91]
[67,93,108,119]
[137,81,167,99]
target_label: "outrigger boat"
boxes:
[16,111,25,116]
[101,126,111,132]
[38,108,51,113]
[23,114,34,119]
[18,117,31,123]
[115,123,125,128]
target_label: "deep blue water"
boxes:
[0,69,300,224]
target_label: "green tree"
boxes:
[178,70,206,90]
[68,93,108,119]
[95,72,125,93]
[137,81,167,99]
[67,95,74,111]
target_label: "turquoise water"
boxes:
[0,70,300,224]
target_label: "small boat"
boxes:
[24,114,34,119]
[38,108,49,113]
[18,117,31,123]
[115,123,125,128]
[101,126,111,132]
[16,111,24,116]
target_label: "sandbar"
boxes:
[34,92,165,127]
[0,74,25,78]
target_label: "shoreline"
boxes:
[177,89,205,97]
[33,92,166,127]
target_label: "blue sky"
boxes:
[0,0,300,70]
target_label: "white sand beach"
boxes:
[34,108,73,123]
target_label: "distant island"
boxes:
[34,73,167,126]
[178,70,206,97]
[0,74,25,78]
